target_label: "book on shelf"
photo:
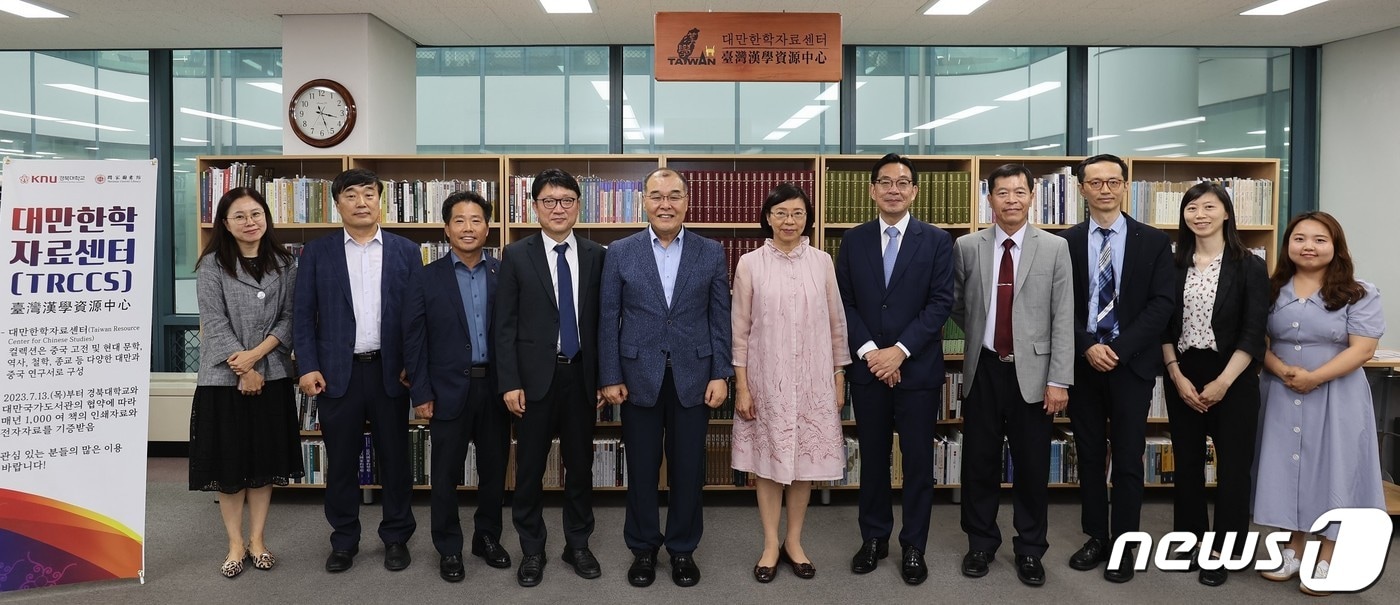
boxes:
[823,170,970,225]
[202,162,337,225]
[1128,177,1273,226]
[978,167,1081,225]
[506,175,645,224]
[379,178,499,225]
[675,170,817,223]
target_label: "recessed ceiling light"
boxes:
[180,137,210,144]
[882,132,916,141]
[0,108,63,121]
[540,0,592,14]
[1247,130,1267,135]
[914,118,958,130]
[0,138,12,143]
[793,105,830,119]
[1128,116,1205,132]
[34,151,56,155]
[1198,145,1266,155]
[1135,143,1186,151]
[85,146,99,150]
[248,82,283,94]
[922,0,993,16]
[764,131,790,141]
[944,105,998,120]
[0,0,69,19]
[996,81,1061,102]
[58,120,133,132]
[242,59,263,71]
[814,82,866,101]
[623,118,640,129]
[1241,0,1330,16]
[1023,144,1060,151]
[45,83,148,103]
[624,131,645,140]
[1087,134,1118,141]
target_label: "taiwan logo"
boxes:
[666,28,716,66]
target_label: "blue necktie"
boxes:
[883,226,900,287]
[1094,227,1117,344]
[555,243,580,358]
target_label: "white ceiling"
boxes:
[0,0,1397,50]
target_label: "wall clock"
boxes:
[288,79,356,148]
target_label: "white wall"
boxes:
[1320,26,1400,349]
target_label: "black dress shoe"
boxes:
[1198,567,1228,587]
[1069,538,1109,571]
[962,550,992,578]
[779,546,815,579]
[671,553,701,587]
[472,534,512,569]
[628,550,657,587]
[517,553,546,587]
[1170,546,1201,572]
[900,546,928,585]
[1104,555,1135,583]
[384,542,411,571]
[439,554,465,583]
[562,547,602,579]
[753,564,777,583]
[850,538,889,574]
[1016,555,1046,587]
[325,548,357,573]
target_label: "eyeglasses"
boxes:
[1084,178,1125,191]
[537,197,578,209]
[646,193,687,203]
[226,211,265,224]
[770,210,807,222]
[873,178,914,190]
[991,188,1031,201]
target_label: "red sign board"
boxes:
[654,12,842,82]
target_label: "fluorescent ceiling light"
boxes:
[174,169,190,173]
[764,131,790,141]
[944,105,997,120]
[0,108,63,121]
[1135,143,1186,151]
[1023,144,1060,151]
[58,120,132,132]
[0,147,27,153]
[242,59,262,71]
[85,146,99,150]
[622,106,635,119]
[180,137,210,144]
[996,81,1061,102]
[1198,145,1266,155]
[1241,0,1329,16]
[814,81,866,101]
[45,83,148,103]
[1247,130,1267,135]
[540,0,592,14]
[1086,134,1118,142]
[622,118,640,129]
[1157,153,1188,158]
[0,139,12,143]
[248,82,283,94]
[34,151,57,155]
[1128,116,1205,132]
[624,131,645,140]
[882,132,916,141]
[230,118,281,131]
[0,0,69,18]
[779,118,809,130]
[914,118,958,130]
[923,0,993,16]
[2,152,45,157]
[181,107,234,120]
[793,105,830,119]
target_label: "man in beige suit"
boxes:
[951,163,1074,588]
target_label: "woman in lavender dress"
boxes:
[731,183,850,583]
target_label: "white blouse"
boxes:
[1178,253,1223,352]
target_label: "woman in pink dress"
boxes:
[732,183,851,583]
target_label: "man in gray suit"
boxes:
[951,163,1074,588]
[599,167,732,589]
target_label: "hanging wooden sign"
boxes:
[654,12,842,82]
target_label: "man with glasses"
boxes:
[835,153,954,585]
[599,167,732,588]
[1059,154,1173,583]
[293,168,422,574]
[952,163,1074,587]
[494,168,607,587]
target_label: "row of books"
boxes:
[506,175,647,224]
[379,179,499,225]
[674,170,818,224]
[824,170,973,225]
[977,168,1085,226]
[1128,178,1273,226]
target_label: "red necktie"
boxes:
[994,238,1015,359]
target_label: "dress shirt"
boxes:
[982,224,1025,353]
[1086,213,1127,340]
[1178,253,1223,352]
[649,225,685,308]
[543,230,580,354]
[453,253,491,365]
[344,227,384,354]
[856,212,914,361]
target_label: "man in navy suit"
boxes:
[600,168,732,589]
[293,168,421,573]
[1059,154,1174,583]
[494,169,606,588]
[402,191,512,583]
[835,153,954,585]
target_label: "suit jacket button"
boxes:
[882,304,888,309]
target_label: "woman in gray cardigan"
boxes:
[189,186,303,578]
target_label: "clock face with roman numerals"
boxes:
[288,79,356,148]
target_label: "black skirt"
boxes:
[188,378,305,493]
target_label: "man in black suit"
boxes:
[493,168,606,588]
[1059,154,1174,583]
[293,168,420,574]
[835,153,955,585]
[402,191,512,583]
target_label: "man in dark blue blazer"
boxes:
[493,168,606,588]
[293,168,421,574]
[402,191,512,583]
[600,168,733,589]
[835,153,955,585]
[1059,154,1174,583]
